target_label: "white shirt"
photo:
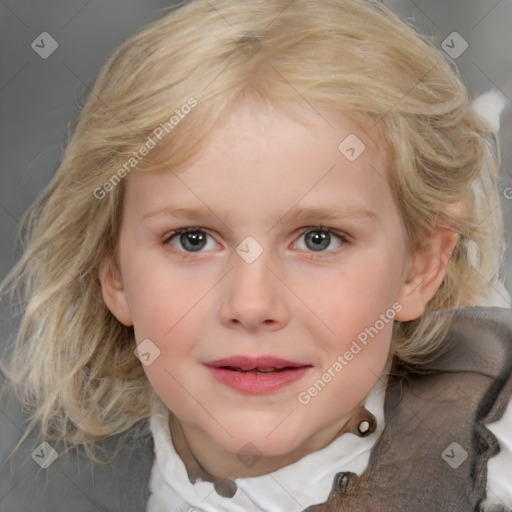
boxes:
[146,373,387,512]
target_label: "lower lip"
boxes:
[206,366,310,394]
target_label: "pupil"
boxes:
[181,231,206,251]
[306,231,330,251]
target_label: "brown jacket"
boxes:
[305,307,512,512]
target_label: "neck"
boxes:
[169,406,371,481]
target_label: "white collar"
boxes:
[147,375,387,512]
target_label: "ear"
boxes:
[98,256,133,326]
[395,224,459,322]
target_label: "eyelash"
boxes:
[162,225,349,258]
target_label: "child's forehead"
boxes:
[126,100,396,227]
[204,99,385,152]
[151,100,390,188]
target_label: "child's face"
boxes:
[107,100,417,472]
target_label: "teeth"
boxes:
[225,366,285,373]
[222,365,299,373]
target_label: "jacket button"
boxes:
[333,472,351,494]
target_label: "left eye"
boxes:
[166,228,218,252]
[294,228,346,252]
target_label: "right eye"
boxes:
[164,227,220,253]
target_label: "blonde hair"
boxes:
[0,0,505,464]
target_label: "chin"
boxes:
[211,419,308,459]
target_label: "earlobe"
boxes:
[98,256,133,326]
[395,227,459,322]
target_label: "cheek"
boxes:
[310,321,393,415]
[312,264,400,338]
[300,260,398,395]
[123,259,210,339]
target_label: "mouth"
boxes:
[204,356,312,394]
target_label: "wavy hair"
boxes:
[0,0,505,464]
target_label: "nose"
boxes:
[219,249,291,332]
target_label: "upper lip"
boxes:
[204,356,311,370]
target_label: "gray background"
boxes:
[0,1,511,509]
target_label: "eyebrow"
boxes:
[278,205,377,224]
[142,204,377,225]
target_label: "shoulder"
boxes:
[316,307,512,512]
[420,306,512,376]
[389,306,512,510]
[441,307,512,510]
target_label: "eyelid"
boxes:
[162,226,220,246]
[163,226,212,238]
[292,225,350,253]
[162,225,349,241]
[163,225,350,256]
[297,225,349,238]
